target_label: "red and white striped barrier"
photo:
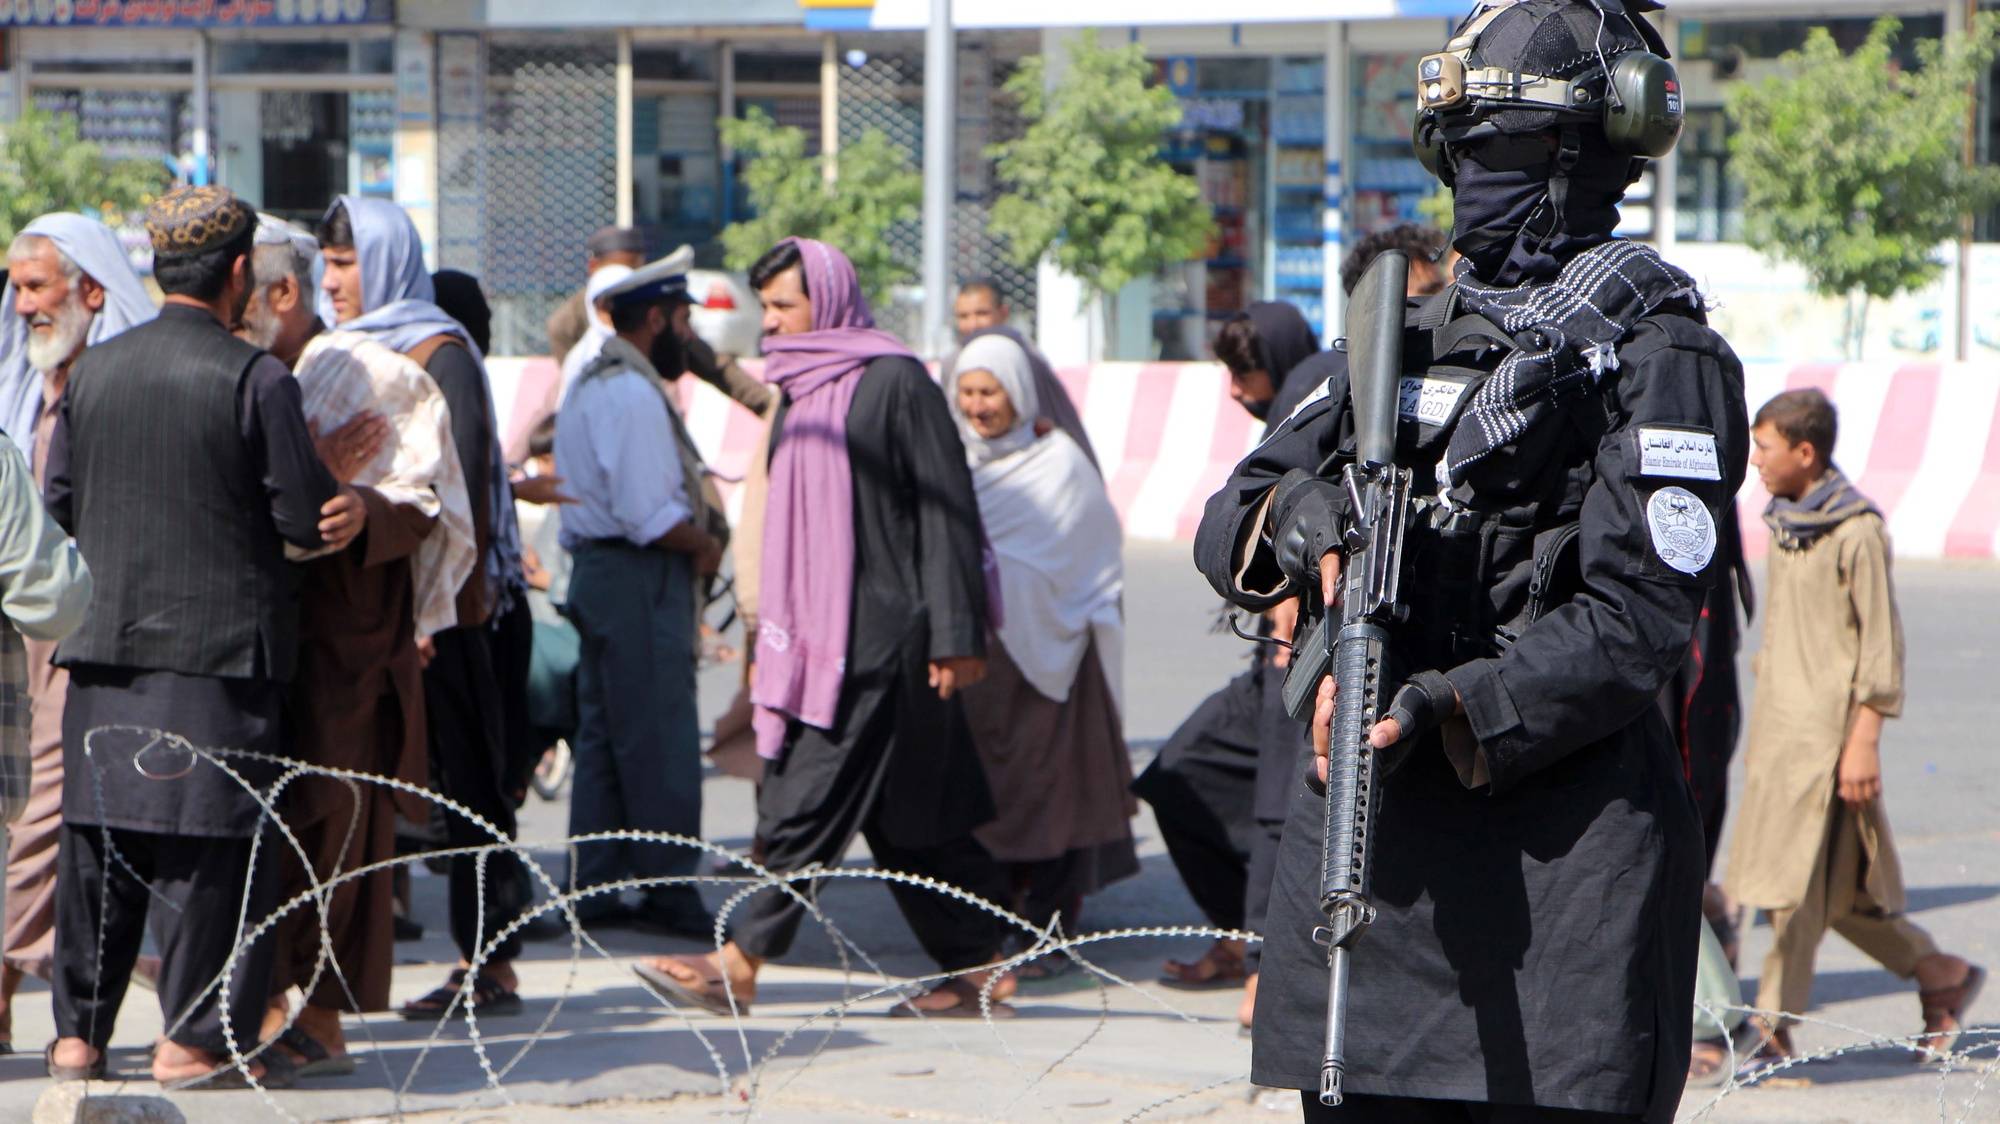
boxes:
[486,357,2000,561]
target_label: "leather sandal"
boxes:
[888,977,1016,1020]
[44,1040,107,1081]
[633,958,750,1017]
[1158,941,1247,991]
[1917,963,1986,1060]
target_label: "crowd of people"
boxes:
[0,8,1984,1106]
[0,178,1168,1085]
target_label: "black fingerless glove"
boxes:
[1270,469,1345,593]
[1378,669,1457,776]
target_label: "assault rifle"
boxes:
[1277,249,1414,1107]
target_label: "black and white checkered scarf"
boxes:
[1444,239,1700,486]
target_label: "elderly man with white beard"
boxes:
[0,216,151,1052]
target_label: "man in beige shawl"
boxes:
[237,216,476,1075]
[1727,388,1981,1070]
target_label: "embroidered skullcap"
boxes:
[146,186,255,259]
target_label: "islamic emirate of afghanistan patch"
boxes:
[1647,486,1716,575]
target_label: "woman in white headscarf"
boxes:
[949,334,1135,970]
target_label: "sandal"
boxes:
[273,1025,357,1079]
[44,1039,107,1081]
[1015,952,1079,982]
[633,958,751,1017]
[165,1053,295,1091]
[1917,963,1986,1060]
[398,968,524,1021]
[1687,1039,1732,1087]
[1158,941,1247,991]
[888,977,1017,1020]
[1732,1037,1791,1085]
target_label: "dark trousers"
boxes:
[1134,670,1264,931]
[489,594,537,802]
[1301,1092,1643,1122]
[423,624,525,964]
[565,544,705,916]
[731,722,1006,973]
[52,824,275,1055]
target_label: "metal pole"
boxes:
[1957,0,1977,362]
[921,0,954,358]
[719,42,736,228]
[821,33,840,186]
[616,29,634,227]
[192,31,210,186]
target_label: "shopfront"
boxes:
[5,3,400,239]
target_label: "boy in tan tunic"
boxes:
[1727,388,1982,1068]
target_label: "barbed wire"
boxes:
[61,729,2000,1121]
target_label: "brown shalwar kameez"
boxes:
[3,383,70,979]
[274,486,434,1012]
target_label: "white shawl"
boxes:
[950,336,1123,707]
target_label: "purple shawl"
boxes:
[751,238,918,759]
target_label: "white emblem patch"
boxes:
[1637,427,1722,481]
[1646,486,1716,575]
[1398,375,1469,427]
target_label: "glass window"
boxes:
[635,45,715,82]
[32,59,193,75]
[355,37,395,75]
[214,40,352,75]
[1675,107,1741,244]
[635,93,723,255]
[215,87,372,226]
[732,51,819,85]
[33,87,195,167]
[1675,16,1944,244]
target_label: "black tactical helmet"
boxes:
[1413,0,1681,181]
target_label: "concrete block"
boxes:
[32,1083,186,1124]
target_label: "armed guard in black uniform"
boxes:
[1192,2,1748,1120]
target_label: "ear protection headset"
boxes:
[1411,0,1683,184]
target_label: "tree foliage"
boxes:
[718,108,920,308]
[988,33,1213,303]
[1727,16,2000,309]
[0,105,167,245]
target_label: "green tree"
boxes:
[1727,16,2000,358]
[988,33,1213,354]
[718,108,920,308]
[0,105,167,244]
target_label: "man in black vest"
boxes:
[44,186,368,1088]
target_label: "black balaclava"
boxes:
[1451,133,1632,287]
[1243,300,1321,422]
[1435,0,1659,287]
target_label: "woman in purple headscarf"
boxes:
[638,238,1018,1019]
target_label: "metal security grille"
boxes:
[834,34,1038,344]
[437,34,617,358]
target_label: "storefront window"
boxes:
[637,94,724,258]
[1153,57,1270,361]
[1676,15,1943,244]
[1349,50,1433,239]
[33,87,193,170]
[636,44,716,82]
[214,40,351,75]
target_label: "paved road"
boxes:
[2,544,1994,1122]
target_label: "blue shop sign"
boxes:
[0,0,394,27]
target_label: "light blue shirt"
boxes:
[554,361,691,550]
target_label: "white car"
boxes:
[688,269,762,360]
